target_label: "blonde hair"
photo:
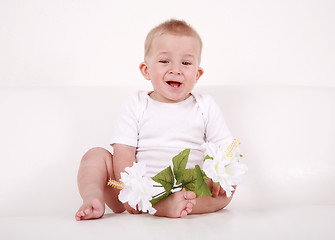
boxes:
[144,19,203,61]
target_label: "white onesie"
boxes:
[111,91,233,177]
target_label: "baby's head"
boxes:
[140,19,204,103]
[144,19,203,63]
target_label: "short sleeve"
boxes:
[110,92,143,147]
[194,93,233,146]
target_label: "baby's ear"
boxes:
[139,62,151,80]
[196,67,204,81]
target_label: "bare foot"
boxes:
[153,189,197,218]
[75,198,105,221]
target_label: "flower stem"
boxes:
[172,184,183,190]
[151,184,184,199]
[152,191,166,199]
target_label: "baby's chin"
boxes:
[165,93,192,103]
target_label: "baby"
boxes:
[76,19,235,220]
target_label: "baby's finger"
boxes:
[212,183,220,197]
[130,208,142,214]
[124,203,140,214]
[219,187,225,196]
[134,204,142,214]
[206,178,213,187]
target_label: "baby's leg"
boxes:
[76,147,125,221]
[153,189,197,218]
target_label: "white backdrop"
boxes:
[1,2,335,237]
[1,0,334,87]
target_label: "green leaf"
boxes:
[203,154,213,162]
[172,149,190,184]
[194,165,212,197]
[151,166,174,194]
[181,169,197,192]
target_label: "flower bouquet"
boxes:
[107,139,247,214]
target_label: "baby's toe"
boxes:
[188,199,196,206]
[180,210,188,217]
[186,202,194,213]
[186,207,192,214]
[84,208,92,216]
[184,190,196,200]
[75,210,86,221]
[75,212,82,221]
[186,202,193,209]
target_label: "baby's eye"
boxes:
[182,61,191,65]
[159,60,169,63]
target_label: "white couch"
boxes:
[1,86,334,240]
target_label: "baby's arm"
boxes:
[112,143,141,214]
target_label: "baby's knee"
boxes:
[82,147,113,162]
[86,147,110,155]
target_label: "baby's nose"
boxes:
[169,69,181,75]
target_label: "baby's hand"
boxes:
[206,178,224,198]
[124,202,142,214]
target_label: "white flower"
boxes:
[203,142,248,198]
[118,162,157,214]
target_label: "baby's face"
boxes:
[140,33,203,103]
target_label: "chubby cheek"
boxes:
[151,69,165,79]
[186,73,199,84]
[185,68,198,78]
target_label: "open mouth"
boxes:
[166,81,182,88]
